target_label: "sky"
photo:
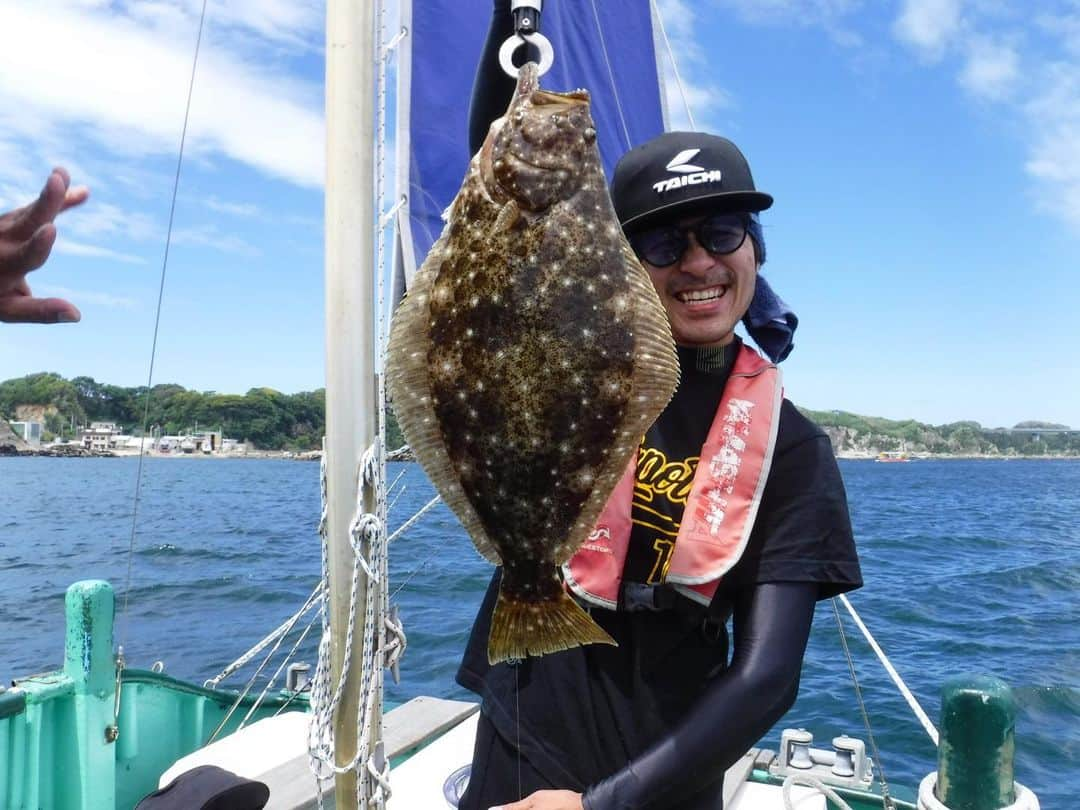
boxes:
[0,0,1078,430]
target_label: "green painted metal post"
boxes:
[936,675,1016,810]
[65,580,117,810]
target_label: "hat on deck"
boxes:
[612,132,773,232]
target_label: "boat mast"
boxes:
[324,0,380,805]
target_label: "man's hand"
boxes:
[0,167,90,324]
[490,790,585,810]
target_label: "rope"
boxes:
[388,494,442,544]
[648,0,697,130]
[118,0,209,653]
[782,774,855,810]
[205,586,320,745]
[838,594,939,746]
[236,616,320,732]
[383,608,408,684]
[308,450,383,779]
[203,582,324,688]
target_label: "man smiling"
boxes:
[616,134,769,350]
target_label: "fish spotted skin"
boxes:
[387,63,678,662]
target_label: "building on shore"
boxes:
[79,422,124,452]
[9,421,43,448]
[156,431,224,454]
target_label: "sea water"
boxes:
[1,456,1076,807]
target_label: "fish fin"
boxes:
[487,588,616,664]
[493,200,521,233]
[386,238,503,565]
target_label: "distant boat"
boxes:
[876,450,912,463]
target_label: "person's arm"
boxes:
[469,1,543,155]
[582,582,818,810]
[0,167,89,324]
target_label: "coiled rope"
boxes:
[783,773,855,810]
[308,447,396,807]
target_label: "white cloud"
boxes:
[64,202,161,243]
[38,284,139,308]
[1024,62,1080,229]
[712,0,865,47]
[655,0,735,130]
[172,224,260,255]
[204,197,261,217]
[1035,8,1080,57]
[0,1,325,190]
[121,0,323,52]
[959,37,1020,101]
[888,1,1080,231]
[202,0,323,49]
[894,0,963,60]
[54,240,148,265]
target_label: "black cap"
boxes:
[612,131,773,231]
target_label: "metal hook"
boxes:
[499,32,555,79]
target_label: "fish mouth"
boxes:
[531,88,590,106]
[504,149,567,174]
[674,285,730,304]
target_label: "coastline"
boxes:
[836,451,1080,461]
[4,445,1078,462]
[0,446,322,461]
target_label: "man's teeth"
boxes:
[679,287,727,303]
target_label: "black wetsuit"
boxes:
[456,9,862,808]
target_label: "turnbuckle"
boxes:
[499,0,554,78]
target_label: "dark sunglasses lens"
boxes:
[698,215,747,255]
[632,229,685,267]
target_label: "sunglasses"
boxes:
[629,213,749,268]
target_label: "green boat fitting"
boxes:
[917,675,1040,810]
[66,579,119,810]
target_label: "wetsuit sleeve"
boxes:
[581,582,818,810]
[469,1,542,155]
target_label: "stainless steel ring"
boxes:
[498,31,555,78]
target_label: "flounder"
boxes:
[386,63,679,664]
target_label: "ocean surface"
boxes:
[1,456,1077,807]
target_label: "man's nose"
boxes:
[678,233,714,277]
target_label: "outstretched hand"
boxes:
[490,790,585,810]
[0,167,89,324]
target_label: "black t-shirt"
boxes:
[456,340,862,792]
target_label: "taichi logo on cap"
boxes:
[652,148,723,194]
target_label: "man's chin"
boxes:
[671,328,737,348]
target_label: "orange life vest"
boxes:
[562,344,782,608]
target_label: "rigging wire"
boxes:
[838,594,939,746]
[118,0,209,652]
[588,0,634,152]
[235,616,321,733]
[648,0,697,130]
[207,588,320,745]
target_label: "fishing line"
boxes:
[831,598,895,809]
[118,0,209,653]
[516,663,523,801]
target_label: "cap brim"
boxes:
[621,190,773,232]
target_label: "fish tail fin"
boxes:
[487,587,616,665]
